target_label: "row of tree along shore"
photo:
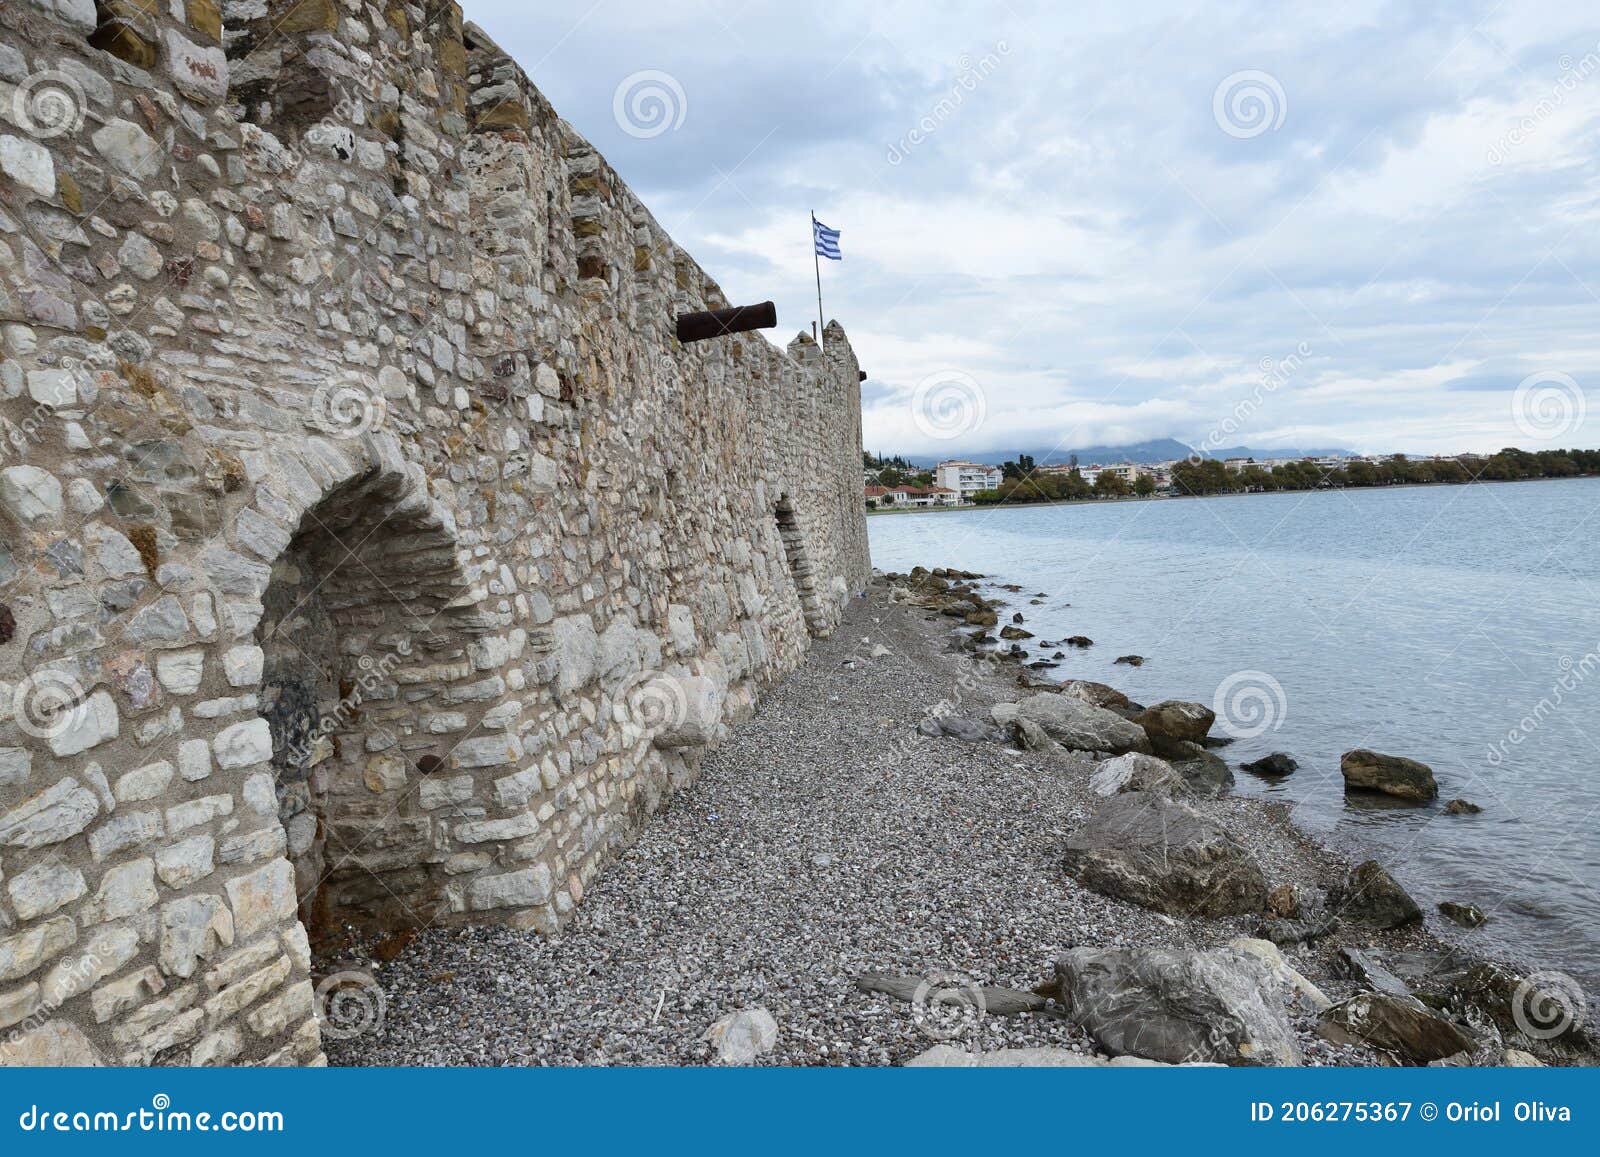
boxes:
[962,446,1600,506]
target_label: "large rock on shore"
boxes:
[1058,680,1135,713]
[1340,749,1438,801]
[993,694,1151,755]
[1332,860,1422,929]
[1062,792,1268,916]
[1319,992,1477,1064]
[1165,741,1234,798]
[1055,945,1301,1066]
[1089,753,1190,798]
[1134,700,1216,751]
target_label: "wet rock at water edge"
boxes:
[1332,860,1422,930]
[1063,635,1093,648]
[1010,612,1024,623]
[1319,992,1477,1065]
[1340,749,1438,802]
[1089,752,1191,798]
[1438,901,1487,928]
[1164,741,1234,798]
[1062,791,1268,917]
[1133,700,1216,751]
[992,694,1151,756]
[1054,945,1301,1066]
[1242,752,1298,776]
[998,625,1033,640]
[1443,798,1482,815]
[1114,654,1145,666]
[1057,679,1134,712]
[1334,947,1415,1000]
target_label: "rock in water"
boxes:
[1242,753,1298,776]
[1438,901,1487,928]
[1443,798,1482,815]
[1333,860,1422,929]
[1089,753,1190,798]
[1055,945,1301,1066]
[1340,749,1438,801]
[703,1008,778,1064]
[1114,654,1145,666]
[1319,992,1477,1064]
[1062,792,1268,916]
[1133,700,1216,751]
[992,694,1151,755]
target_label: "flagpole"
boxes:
[811,211,826,354]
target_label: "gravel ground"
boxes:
[327,581,1469,1067]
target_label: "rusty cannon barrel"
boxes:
[675,301,777,344]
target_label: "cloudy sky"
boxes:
[469,0,1600,459]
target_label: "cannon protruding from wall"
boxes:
[676,301,778,343]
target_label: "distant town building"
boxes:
[935,460,1003,499]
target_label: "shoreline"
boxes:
[329,576,1594,1067]
[865,473,1600,517]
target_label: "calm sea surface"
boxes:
[868,478,1600,984]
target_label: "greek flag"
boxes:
[813,215,842,260]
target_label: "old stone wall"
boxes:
[0,0,869,1065]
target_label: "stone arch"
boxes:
[239,435,514,949]
[772,494,827,637]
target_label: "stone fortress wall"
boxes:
[0,0,870,1065]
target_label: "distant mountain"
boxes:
[901,439,1358,468]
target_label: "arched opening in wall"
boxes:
[774,495,826,637]
[255,465,479,950]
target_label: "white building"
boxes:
[935,460,1003,500]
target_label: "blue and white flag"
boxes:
[813,215,842,260]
